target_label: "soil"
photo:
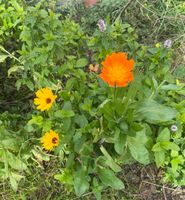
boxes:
[120,164,185,200]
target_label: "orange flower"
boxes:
[99,52,135,87]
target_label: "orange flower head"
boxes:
[99,52,135,87]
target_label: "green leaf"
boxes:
[11,172,24,182]
[62,118,71,131]
[74,169,89,196]
[171,156,183,173]
[1,139,19,152]
[100,146,121,172]
[8,153,27,171]
[8,65,24,77]
[55,102,75,118]
[0,54,9,62]
[54,110,75,118]
[152,143,163,152]
[161,84,181,91]
[92,178,102,200]
[76,58,88,68]
[32,148,50,162]
[154,151,166,167]
[135,99,177,124]
[128,136,150,165]
[74,114,88,128]
[54,169,73,185]
[9,175,18,192]
[161,141,180,151]
[98,168,124,190]
[99,99,114,121]
[114,129,126,155]
[157,128,170,142]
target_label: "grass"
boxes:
[1,0,185,199]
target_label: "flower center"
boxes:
[52,137,58,144]
[46,98,51,104]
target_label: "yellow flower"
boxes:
[34,88,57,111]
[41,130,59,151]
[155,43,161,48]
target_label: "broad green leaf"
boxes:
[55,102,75,118]
[28,115,43,126]
[157,128,170,142]
[0,139,19,152]
[128,136,150,165]
[25,80,34,91]
[8,65,24,77]
[74,169,89,196]
[100,146,121,172]
[73,132,85,153]
[161,141,180,151]
[54,110,75,118]
[8,154,27,171]
[62,118,71,131]
[0,54,9,62]
[99,99,115,121]
[98,168,124,190]
[154,151,165,167]
[152,143,163,152]
[74,114,88,128]
[76,58,88,68]
[114,129,126,155]
[135,99,177,124]
[54,169,73,185]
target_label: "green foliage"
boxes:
[0,0,185,199]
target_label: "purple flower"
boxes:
[164,39,172,48]
[97,19,106,32]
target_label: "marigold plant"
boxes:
[34,88,57,111]
[99,52,135,87]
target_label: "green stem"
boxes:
[113,84,117,102]
[0,46,22,63]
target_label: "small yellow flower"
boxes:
[155,43,161,48]
[34,88,57,111]
[41,130,59,151]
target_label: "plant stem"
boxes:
[0,46,22,63]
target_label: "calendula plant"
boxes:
[1,1,185,199]
[28,47,178,199]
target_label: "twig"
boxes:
[142,180,180,192]
[163,185,167,200]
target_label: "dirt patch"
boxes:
[120,164,185,200]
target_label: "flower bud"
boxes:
[171,125,178,132]
[97,19,106,32]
